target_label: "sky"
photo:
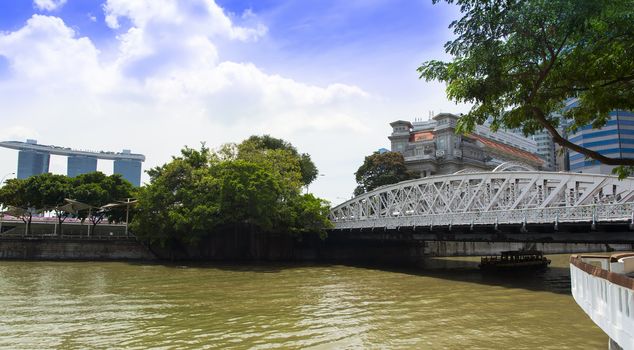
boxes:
[0,0,467,204]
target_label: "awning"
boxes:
[100,200,138,210]
[57,198,94,214]
[3,206,29,217]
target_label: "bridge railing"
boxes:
[570,255,634,350]
[331,202,634,230]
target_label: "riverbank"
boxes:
[1,231,632,262]
[0,236,155,260]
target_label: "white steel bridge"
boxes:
[329,164,634,232]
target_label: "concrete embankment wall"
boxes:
[423,241,634,257]
[146,230,634,263]
[1,232,630,263]
[0,238,156,260]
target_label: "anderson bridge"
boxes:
[328,164,634,255]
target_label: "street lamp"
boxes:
[0,172,15,186]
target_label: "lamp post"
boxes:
[0,172,15,185]
[0,172,15,235]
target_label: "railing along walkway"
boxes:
[333,203,634,230]
[570,254,634,350]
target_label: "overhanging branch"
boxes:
[530,107,634,166]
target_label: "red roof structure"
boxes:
[410,131,434,142]
[468,134,544,167]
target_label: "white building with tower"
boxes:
[389,113,544,177]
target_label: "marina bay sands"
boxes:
[0,139,145,186]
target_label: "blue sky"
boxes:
[0,0,465,203]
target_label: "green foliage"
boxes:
[216,160,281,231]
[132,138,332,247]
[27,173,72,232]
[133,151,220,245]
[0,178,35,209]
[29,173,71,210]
[238,135,319,186]
[72,172,135,228]
[0,172,133,234]
[283,194,332,239]
[0,178,36,230]
[419,0,634,173]
[354,152,419,196]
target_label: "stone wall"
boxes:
[423,241,634,257]
[1,231,629,263]
[0,238,156,260]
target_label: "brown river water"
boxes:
[0,254,605,349]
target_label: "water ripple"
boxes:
[0,255,606,349]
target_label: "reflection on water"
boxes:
[0,255,605,349]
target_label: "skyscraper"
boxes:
[16,140,50,179]
[114,151,142,187]
[67,156,98,178]
[568,110,634,174]
[0,140,145,185]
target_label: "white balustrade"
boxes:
[570,257,634,350]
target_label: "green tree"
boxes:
[238,135,319,186]
[419,0,634,176]
[133,146,221,246]
[72,172,134,234]
[27,173,71,234]
[215,160,281,233]
[282,194,332,238]
[0,178,36,234]
[354,152,418,195]
[132,140,332,248]
[0,175,79,235]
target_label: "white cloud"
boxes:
[0,126,39,141]
[0,15,114,92]
[0,0,373,201]
[33,0,67,11]
[103,0,266,41]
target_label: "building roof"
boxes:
[410,131,434,142]
[390,120,413,129]
[468,134,544,166]
[432,113,460,121]
[0,141,145,161]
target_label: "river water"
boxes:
[0,254,605,349]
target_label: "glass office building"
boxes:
[67,156,98,178]
[17,149,50,179]
[114,158,142,187]
[568,110,634,174]
[1,140,145,185]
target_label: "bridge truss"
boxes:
[330,168,634,230]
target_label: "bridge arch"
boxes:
[329,171,634,230]
[491,162,535,172]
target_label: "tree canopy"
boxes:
[238,135,319,186]
[0,172,133,234]
[354,152,419,196]
[132,137,331,247]
[72,172,135,231]
[418,0,634,176]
